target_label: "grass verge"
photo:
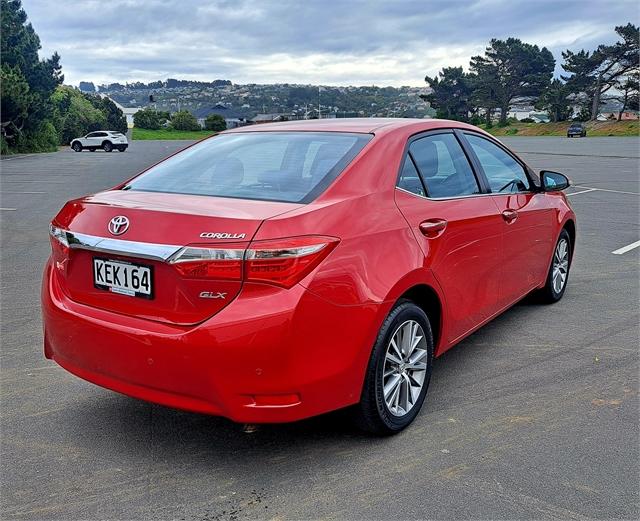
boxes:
[481,120,639,137]
[132,128,217,140]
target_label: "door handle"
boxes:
[502,209,518,223]
[419,219,447,238]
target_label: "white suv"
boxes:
[70,131,128,152]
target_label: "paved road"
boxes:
[1,137,638,520]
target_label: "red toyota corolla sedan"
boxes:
[42,118,576,434]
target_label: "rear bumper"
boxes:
[42,260,381,423]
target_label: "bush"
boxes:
[133,108,165,130]
[204,113,227,131]
[170,110,200,131]
[1,135,9,155]
[496,120,510,128]
[14,121,59,152]
[505,128,519,135]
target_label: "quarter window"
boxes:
[465,134,530,193]
[397,156,425,197]
[409,133,480,198]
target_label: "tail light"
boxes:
[170,245,244,280]
[49,224,70,271]
[169,236,339,288]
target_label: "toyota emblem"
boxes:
[108,215,129,236]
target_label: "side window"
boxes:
[397,156,425,197]
[409,133,480,198]
[465,134,530,193]
[85,132,97,138]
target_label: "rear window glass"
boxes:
[125,132,372,203]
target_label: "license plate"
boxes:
[93,258,153,299]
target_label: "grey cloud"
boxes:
[22,0,640,86]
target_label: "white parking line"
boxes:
[566,188,597,197]
[573,185,640,196]
[0,208,17,211]
[612,240,640,255]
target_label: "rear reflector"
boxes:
[169,236,339,288]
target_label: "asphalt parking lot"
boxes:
[1,136,638,520]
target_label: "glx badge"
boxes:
[200,291,227,299]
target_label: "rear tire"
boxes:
[71,142,82,152]
[355,301,434,435]
[117,146,127,152]
[102,141,113,152]
[537,229,571,304]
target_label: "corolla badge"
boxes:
[199,232,246,239]
[108,215,130,236]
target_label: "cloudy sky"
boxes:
[23,0,639,88]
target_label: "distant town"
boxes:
[79,79,435,126]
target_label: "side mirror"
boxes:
[540,170,571,192]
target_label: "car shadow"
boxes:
[59,295,549,464]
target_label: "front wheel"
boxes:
[355,301,434,435]
[538,229,571,303]
[71,142,82,152]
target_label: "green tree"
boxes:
[536,79,572,122]
[1,0,63,151]
[204,113,227,131]
[85,95,127,133]
[133,107,164,130]
[424,67,473,121]
[470,38,555,124]
[171,110,200,131]
[51,86,106,144]
[563,24,639,120]
[613,72,639,120]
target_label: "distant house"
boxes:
[250,113,293,123]
[101,95,140,128]
[506,105,550,123]
[599,109,639,120]
[193,104,246,128]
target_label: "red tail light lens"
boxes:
[169,236,339,288]
[169,246,244,280]
[49,224,70,271]
[245,236,339,288]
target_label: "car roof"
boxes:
[223,117,481,136]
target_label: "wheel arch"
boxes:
[396,284,443,355]
[563,219,576,263]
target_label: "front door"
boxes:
[462,132,554,307]
[395,131,504,343]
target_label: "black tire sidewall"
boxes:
[359,302,434,434]
[72,142,82,151]
[103,142,113,152]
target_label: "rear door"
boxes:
[394,131,504,343]
[461,132,553,307]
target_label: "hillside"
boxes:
[93,81,434,119]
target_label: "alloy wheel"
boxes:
[382,320,428,417]
[552,238,569,294]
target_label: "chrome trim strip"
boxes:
[395,186,533,201]
[65,231,182,262]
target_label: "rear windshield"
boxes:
[125,131,372,203]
